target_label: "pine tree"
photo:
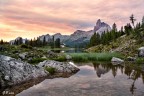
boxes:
[0,39,4,45]
[124,23,132,35]
[130,14,136,27]
[18,37,23,45]
[51,36,55,49]
[43,36,46,46]
[142,16,144,28]
[112,23,117,32]
[89,32,97,47]
[55,38,60,48]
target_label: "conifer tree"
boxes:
[55,38,60,48]
[130,14,136,27]
[0,39,4,45]
[142,16,144,28]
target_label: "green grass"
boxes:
[135,57,144,64]
[52,56,67,62]
[44,66,56,74]
[37,46,71,51]
[28,58,47,65]
[68,52,123,62]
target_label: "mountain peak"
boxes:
[94,19,111,33]
[96,19,101,25]
[54,33,61,36]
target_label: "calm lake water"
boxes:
[9,62,144,96]
[51,48,84,53]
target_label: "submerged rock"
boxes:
[111,57,124,65]
[38,60,79,73]
[0,55,48,87]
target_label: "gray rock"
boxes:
[38,60,79,73]
[19,52,28,60]
[138,47,144,57]
[66,55,72,60]
[127,56,136,61]
[111,57,124,65]
[0,55,48,87]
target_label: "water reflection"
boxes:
[50,48,84,53]
[93,62,144,95]
[1,62,144,96]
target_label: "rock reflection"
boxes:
[0,72,79,96]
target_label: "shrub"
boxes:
[28,58,47,65]
[135,57,144,64]
[20,44,32,49]
[44,66,56,74]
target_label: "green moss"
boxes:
[135,57,144,64]
[44,66,56,74]
[28,58,47,65]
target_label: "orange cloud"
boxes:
[0,0,144,41]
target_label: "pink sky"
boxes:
[0,0,144,41]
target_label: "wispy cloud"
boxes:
[0,0,144,41]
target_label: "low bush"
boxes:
[135,57,144,64]
[28,58,47,65]
[20,44,32,49]
[44,66,56,74]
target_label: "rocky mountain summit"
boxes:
[9,19,111,47]
[94,19,111,34]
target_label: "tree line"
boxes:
[11,36,61,48]
[0,39,8,45]
[88,15,144,47]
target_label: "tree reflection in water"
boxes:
[93,62,144,95]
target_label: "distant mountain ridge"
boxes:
[10,19,111,47]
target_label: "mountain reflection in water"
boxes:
[93,62,144,95]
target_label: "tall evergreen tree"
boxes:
[124,23,132,35]
[130,14,136,27]
[89,32,97,47]
[112,23,117,32]
[51,36,55,49]
[142,16,144,28]
[55,38,61,48]
[0,39,4,45]
[18,37,23,45]
[43,36,46,46]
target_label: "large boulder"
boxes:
[0,55,48,87]
[111,57,124,65]
[38,60,79,73]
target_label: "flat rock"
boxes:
[111,57,124,65]
[38,60,79,73]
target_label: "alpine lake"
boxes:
[1,49,144,96]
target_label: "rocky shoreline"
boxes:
[0,55,79,88]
